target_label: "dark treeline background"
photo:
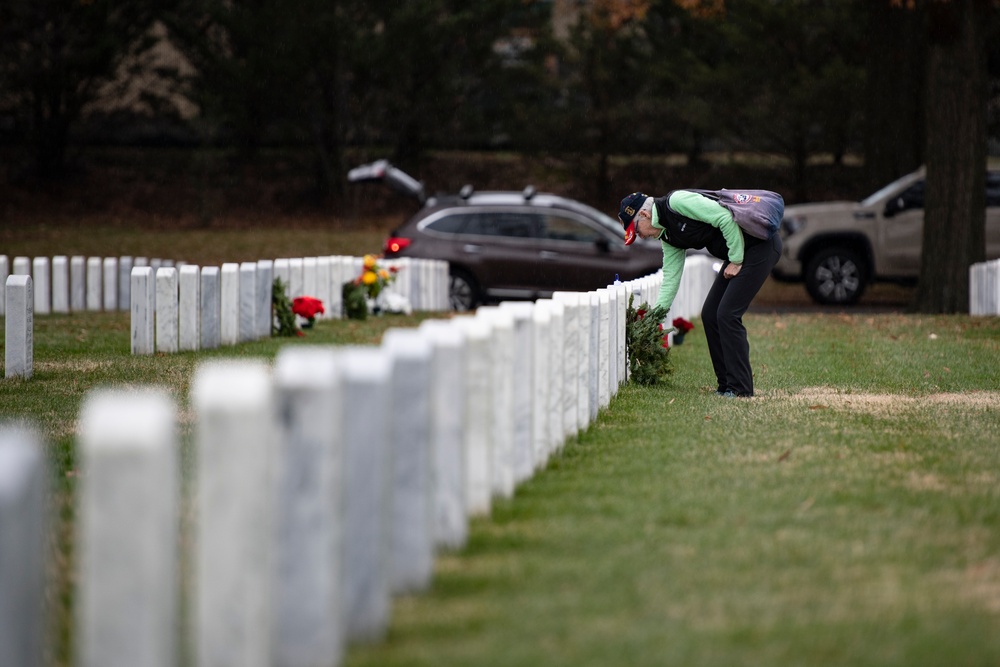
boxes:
[2,0,999,310]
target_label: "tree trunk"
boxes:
[862,1,925,193]
[915,0,989,314]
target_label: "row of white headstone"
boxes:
[130,256,450,354]
[0,254,449,321]
[0,254,178,316]
[0,257,717,667]
[969,258,1000,315]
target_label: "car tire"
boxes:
[449,268,480,311]
[804,247,868,305]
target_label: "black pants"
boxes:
[701,233,782,396]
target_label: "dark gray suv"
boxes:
[349,160,664,310]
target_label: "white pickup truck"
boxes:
[771,168,1000,305]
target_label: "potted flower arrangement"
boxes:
[292,296,325,328]
[343,254,399,320]
[671,317,695,345]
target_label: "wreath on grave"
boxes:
[272,278,300,337]
[625,294,672,386]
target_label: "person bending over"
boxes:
[618,190,782,397]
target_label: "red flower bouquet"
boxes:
[671,317,695,345]
[672,317,694,333]
[292,296,325,328]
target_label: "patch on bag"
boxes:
[732,193,761,205]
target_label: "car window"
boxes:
[557,200,627,236]
[424,214,471,234]
[463,211,541,238]
[896,181,925,211]
[860,172,922,206]
[543,214,603,243]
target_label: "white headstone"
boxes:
[256,260,274,338]
[31,257,50,315]
[289,258,304,299]
[597,289,611,408]
[553,292,581,438]
[417,319,468,551]
[588,292,600,420]
[5,275,33,378]
[239,262,257,343]
[575,292,591,430]
[12,256,30,277]
[179,265,201,352]
[382,328,435,593]
[531,301,551,471]
[118,256,134,311]
[75,389,177,667]
[315,256,332,320]
[616,283,627,387]
[220,263,240,346]
[155,268,178,353]
[52,256,69,314]
[539,299,564,460]
[273,259,290,297]
[497,301,536,484]
[452,316,494,516]
[994,260,1000,315]
[130,268,155,355]
[86,257,102,311]
[190,360,274,667]
[436,260,450,311]
[475,307,515,499]
[990,260,1000,315]
[0,255,7,316]
[608,285,618,392]
[970,263,982,315]
[552,295,580,438]
[303,257,318,299]
[0,427,47,667]
[272,348,344,667]
[70,256,86,312]
[200,267,221,350]
[102,257,118,311]
[336,347,393,643]
[327,256,344,320]
[419,260,434,311]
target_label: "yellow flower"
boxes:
[378,269,389,280]
[362,271,378,285]
[363,254,377,269]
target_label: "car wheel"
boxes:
[804,247,868,305]
[449,269,480,311]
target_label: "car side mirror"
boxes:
[595,237,611,252]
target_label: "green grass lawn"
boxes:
[2,310,999,666]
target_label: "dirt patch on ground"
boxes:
[789,387,1000,415]
[35,360,115,374]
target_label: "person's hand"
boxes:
[724,262,742,279]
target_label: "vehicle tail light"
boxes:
[384,236,412,256]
